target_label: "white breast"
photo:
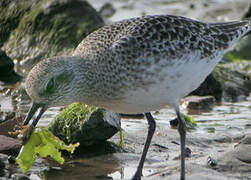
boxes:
[100,51,224,114]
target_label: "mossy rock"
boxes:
[224,36,251,62]
[48,103,121,147]
[0,50,22,84]
[192,65,251,102]
[0,0,34,47]
[2,0,104,71]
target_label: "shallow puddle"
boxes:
[8,95,248,180]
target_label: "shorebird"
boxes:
[23,14,251,180]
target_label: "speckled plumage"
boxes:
[24,14,251,180]
[26,15,251,113]
[69,15,251,113]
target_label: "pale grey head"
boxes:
[23,56,92,127]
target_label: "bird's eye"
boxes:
[46,78,55,94]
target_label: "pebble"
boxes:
[11,173,30,180]
[8,155,16,164]
[0,157,5,170]
[181,95,215,113]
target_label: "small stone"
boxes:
[170,114,197,130]
[0,135,22,156]
[189,3,195,9]
[11,173,30,180]
[185,147,192,158]
[120,113,144,119]
[0,50,22,84]
[29,174,41,180]
[99,2,116,18]
[0,157,5,170]
[216,134,251,173]
[181,95,215,113]
[49,103,121,147]
[7,155,16,164]
[207,156,217,167]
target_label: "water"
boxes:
[2,90,249,179]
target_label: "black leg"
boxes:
[176,108,186,180]
[132,112,156,180]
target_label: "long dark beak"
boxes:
[23,102,46,127]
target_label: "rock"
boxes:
[243,5,251,19]
[7,155,16,164]
[29,174,41,180]
[190,73,222,102]
[207,156,217,167]
[0,135,21,156]
[170,114,197,130]
[120,113,144,119]
[0,113,24,137]
[0,50,22,84]
[0,156,5,170]
[1,0,104,71]
[48,103,121,147]
[99,2,116,19]
[0,0,34,47]
[192,65,251,102]
[11,173,30,180]
[234,134,251,163]
[216,134,251,174]
[0,111,15,124]
[181,95,215,113]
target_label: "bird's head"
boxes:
[23,56,76,127]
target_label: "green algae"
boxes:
[16,128,79,173]
[2,0,104,64]
[48,103,121,147]
[49,103,97,144]
[0,0,30,47]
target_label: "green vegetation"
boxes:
[2,0,104,63]
[49,103,121,148]
[16,128,79,173]
[49,103,97,144]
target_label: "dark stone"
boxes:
[0,157,5,170]
[191,73,222,102]
[0,113,24,137]
[170,114,196,130]
[181,95,215,113]
[191,65,251,102]
[207,156,217,167]
[243,5,251,19]
[0,50,22,84]
[11,173,30,180]
[120,113,144,119]
[0,135,21,156]
[216,134,251,173]
[99,2,116,19]
[48,103,121,148]
[7,155,16,164]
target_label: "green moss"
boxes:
[3,0,104,61]
[0,0,30,46]
[49,103,120,147]
[48,103,97,143]
[224,36,251,61]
